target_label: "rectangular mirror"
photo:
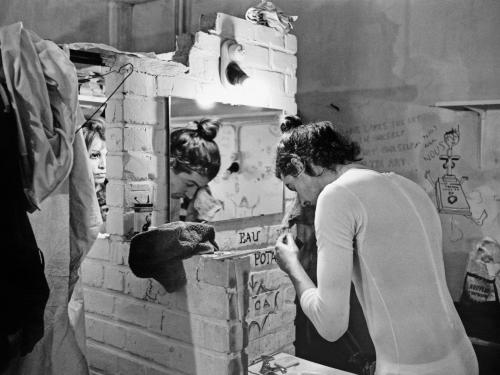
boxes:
[169,97,285,227]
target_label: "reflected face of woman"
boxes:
[170,169,209,200]
[88,136,107,185]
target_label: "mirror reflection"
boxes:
[169,97,284,224]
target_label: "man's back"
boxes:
[333,168,478,374]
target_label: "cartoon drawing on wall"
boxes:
[423,125,496,230]
[235,195,261,215]
[425,125,472,217]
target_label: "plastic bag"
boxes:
[461,237,500,304]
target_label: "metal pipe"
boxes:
[165,96,171,223]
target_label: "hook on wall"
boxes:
[76,63,134,134]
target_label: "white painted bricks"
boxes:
[123,151,157,181]
[106,98,124,123]
[85,12,298,374]
[86,312,245,373]
[106,207,133,236]
[188,47,220,81]
[285,75,298,96]
[104,265,126,291]
[87,237,110,261]
[109,237,130,266]
[284,34,298,54]
[239,43,270,70]
[123,71,157,98]
[123,96,165,126]
[202,13,297,53]
[106,154,124,180]
[270,50,298,73]
[124,126,154,152]
[106,127,124,152]
[193,32,220,56]
[83,246,296,374]
[247,323,295,363]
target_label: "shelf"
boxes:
[78,94,106,106]
[435,100,500,170]
[435,100,500,112]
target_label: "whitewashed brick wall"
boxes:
[84,230,295,374]
[82,12,298,375]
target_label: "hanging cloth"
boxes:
[0,85,50,373]
[0,22,77,212]
[245,1,298,34]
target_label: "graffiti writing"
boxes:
[248,311,277,339]
[250,290,280,317]
[248,274,277,295]
[253,249,276,267]
[239,230,261,244]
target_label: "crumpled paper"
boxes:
[245,1,298,34]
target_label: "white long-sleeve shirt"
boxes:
[300,168,478,375]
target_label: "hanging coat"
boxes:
[0,22,101,375]
[0,22,77,212]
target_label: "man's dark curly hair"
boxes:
[275,120,362,178]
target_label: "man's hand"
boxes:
[274,232,315,299]
[275,232,301,274]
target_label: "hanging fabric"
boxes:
[0,22,78,212]
[0,22,101,375]
[0,79,50,372]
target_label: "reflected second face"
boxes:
[89,137,107,185]
[170,169,209,200]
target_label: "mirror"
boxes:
[77,69,108,232]
[169,97,285,227]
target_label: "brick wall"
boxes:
[84,228,295,374]
[82,13,297,375]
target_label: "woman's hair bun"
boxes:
[195,118,221,141]
[280,114,302,132]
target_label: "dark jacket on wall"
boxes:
[0,86,49,372]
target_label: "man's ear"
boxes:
[290,157,304,175]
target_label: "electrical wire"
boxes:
[75,62,134,134]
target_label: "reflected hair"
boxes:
[275,120,362,178]
[279,114,303,133]
[82,117,106,151]
[170,118,221,180]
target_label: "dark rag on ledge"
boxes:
[128,221,219,292]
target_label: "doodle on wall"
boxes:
[424,125,496,229]
[425,125,472,217]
